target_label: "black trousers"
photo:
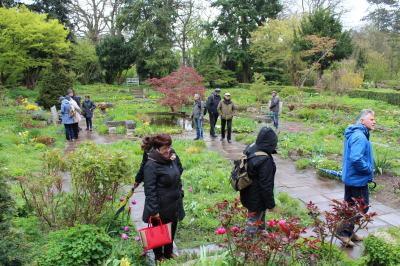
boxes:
[64,124,74,140]
[209,112,219,136]
[85,117,93,129]
[221,118,232,140]
[72,123,79,139]
[337,185,369,237]
[151,218,178,259]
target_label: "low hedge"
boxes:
[348,89,400,106]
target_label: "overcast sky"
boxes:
[18,0,371,29]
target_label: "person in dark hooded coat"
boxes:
[240,127,277,234]
[142,134,185,262]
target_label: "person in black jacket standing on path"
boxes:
[142,134,185,262]
[206,88,221,138]
[240,127,278,235]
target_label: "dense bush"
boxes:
[0,164,22,266]
[364,235,400,265]
[37,224,113,266]
[348,89,400,106]
[198,65,238,88]
[37,60,73,109]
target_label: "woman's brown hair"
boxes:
[141,134,172,151]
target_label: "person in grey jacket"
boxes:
[190,93,206,140]
[82,95,96,131]
[269,91,280,129]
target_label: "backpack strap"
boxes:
[247,151,270,160]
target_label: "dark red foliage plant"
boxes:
[214,198,319,265]
[147,67,206,112]
[307,198,377,262]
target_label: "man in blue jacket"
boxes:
[337,109,376,247]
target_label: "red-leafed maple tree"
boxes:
[147,67,206,112]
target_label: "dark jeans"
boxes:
[221,119,232,140]
[64,124,74,141]
[194,118,203,139]
[245,211,266,235]
[72,122,79,139]
[209,112,219,136]
[273,112,279,129]
[151,218,177,259]
[337,185,369,237]
[85,117,93,129]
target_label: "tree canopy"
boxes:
[0,7,70,88]
[211,0,282,83]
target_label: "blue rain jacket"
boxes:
[60,99,74,124]
[342,124,374,187]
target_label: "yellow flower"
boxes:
[120,257,131,266]
[24,103,40,111]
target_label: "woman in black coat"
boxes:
[240,127,277,235]
[142,134,185,261]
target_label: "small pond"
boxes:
[145,112,193,131]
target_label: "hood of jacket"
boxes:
[254,127,278,154]
[148,148,172,164]
[345,123,369,140]
[62,98,70,105]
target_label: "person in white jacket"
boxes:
[67,89,82,140]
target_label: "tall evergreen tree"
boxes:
[118,0,178,79]
[293,8,353,83]
[211,0,282,83]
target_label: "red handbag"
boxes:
[138,217,172,251]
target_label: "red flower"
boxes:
[230,225,240,234]
[215,227,226,235]
[267,220,277,227]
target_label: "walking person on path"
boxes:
[206,88,221,138]
[269,91,280,130]
[217,92,237,143]
[142,134,185,262]
[337,109,376,247]
[60,96,75,142]
[82,95,96,131]
[240,127,277,234]
[190,93,206,140]
[67,89,82,140]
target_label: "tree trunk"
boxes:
[315,67,323,88]
[242,61,250,83]
[24,68,41,89]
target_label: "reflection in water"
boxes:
[148,113,193,131]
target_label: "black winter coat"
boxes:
[135,148,183,184]
[206,93,221,114]
[240,127,278,212]
[142,149,185,223]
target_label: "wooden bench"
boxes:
[126,77,139,86]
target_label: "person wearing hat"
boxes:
[206,88,222,138]
[217,92,237,143]
[269,91,280,129]
[240,127,277,234]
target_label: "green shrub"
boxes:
[37,60,74,109]
[37,224,113,266]
[199,65,238,88]
[348,89,400,106]
[279,87,301,98]
[31,110,49,121]
[295,158,311,170]
[296,108,319,121]
[364,236,400,266]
